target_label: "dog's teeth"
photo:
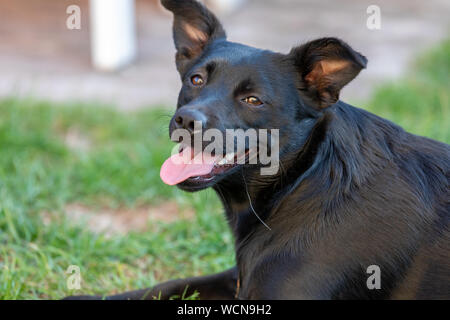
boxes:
[217,152,235,166]
[217,158,227,165]
[225,152,235,162]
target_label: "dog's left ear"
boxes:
[289,37,367,109]
[161,0,226,74]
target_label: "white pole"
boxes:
[90,0,137,71]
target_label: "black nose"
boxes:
[173,108,207,134]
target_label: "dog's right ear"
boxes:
[161,0,226,74]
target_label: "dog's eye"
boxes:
[191,75,204,86]
[243,96,263,106]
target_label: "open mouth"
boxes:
[160,146,250,188]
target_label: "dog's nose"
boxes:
[173,108,207,134]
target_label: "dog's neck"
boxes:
[214,101,398,243]
[214,175,268,242]
[213,111,330,241]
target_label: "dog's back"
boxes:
[387,117,449,299]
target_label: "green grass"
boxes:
[0,100,234,299]
[362,40,450,143]
[0,40,449,299]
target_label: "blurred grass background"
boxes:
[0,40,448,299]
[365,40,449,142]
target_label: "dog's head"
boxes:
[160,0,367,191]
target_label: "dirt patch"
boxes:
[42,202,194,236]
[63,127,91,152]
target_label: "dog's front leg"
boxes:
[64,267,238,300]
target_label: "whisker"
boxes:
[241,168,271,231]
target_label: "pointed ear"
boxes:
[161,0,226,74]
[289,38,367,109]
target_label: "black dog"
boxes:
[69,0,449,299]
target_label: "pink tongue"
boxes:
[160,147,216,186]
